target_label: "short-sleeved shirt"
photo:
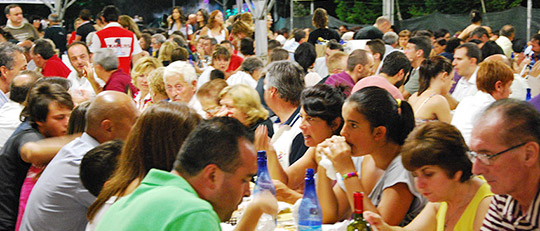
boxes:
[44,25,67,54]
[481,189,540,231]
[404,67,420,95]
[96,169,221,231]
[19,133,100,231]
[337,156,427,226]
[452,67,479,102]
[0,121,43,230]
[76,21,96,43]
[103,69,139,97]
[308,28,341,45]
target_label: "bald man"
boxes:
[484,54,530,100]
[20,91,138,231]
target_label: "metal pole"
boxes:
[254,0,268,58]
[382,0,394,24]
[237,0,242,13]
[480,0,486,14]
[310,1,313,15]
[528,0,532,40]
[290,0,293,30]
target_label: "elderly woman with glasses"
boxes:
[364,121,493,231]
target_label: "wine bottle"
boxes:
[347,192,371,231]
[297,168,322,231]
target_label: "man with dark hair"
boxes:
[74,9,96,43]
[470,99,540,230]
[89,5,142,75]
[66,42,105,98]
[325,49,375,96]
[283,29,306,58]
[0,71,41,150]
[30,39,70,78]
[440,37,462,62]
[21,91,138,231]
[264,60,308,168]
[528,34,540,66]
[366,39,386,72]
[352,51,410,100]
[96,117,277,231]
[469,26,490,45]
[403,36,432,99]
[80,139,123,197]
[0,42,26,109]
[3,4,39,42]
[496,25,515,59]
[43,13,67,54]
[0,81,73,231]
[452,42,482,101]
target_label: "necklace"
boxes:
[444,183,475,231]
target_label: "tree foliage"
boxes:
[335,0,523,24]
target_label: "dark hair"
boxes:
[435,38,447,47]
[481,41,504,59]
[481,99,540,146]
[531,34,540,45]
[79,9,92,21]
[470,27,488,40]
[268,39,282,51]
[67,101,91,134]
[269,48,289,62]
[212,45,231,63]
[456,42,482,63]
[9,70,41,103]
[240,37,255,56]
[32,39,56,60]
[170,47,189,62]
[67,41,90,56]
[327,40,344,51]
[301,84,345,134]
[294,42,316,73]
[210,69,225,80]
[346,86,415,145]
[101,5,120,23]
[170,6,186,25]
[87,102,201,220]
[312,8,328,29]
[444,37,462,53]
[401,122,472,182]
[413,30,433,38]
[80,140,124,197]
[434,28,449,39]
[294,29,306,42]
[175,117,254,176]
[513,39,527,53]
[379,51,411,86]
[4,4,20,15]
[417,56,453,95]
[21,81,74,128]
[408,36,432,59]
[470,9,482,23]
[197,8,209,28]
[366,39,386,61]
[35,77,71,90]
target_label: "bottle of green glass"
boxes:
[347,192,371,231]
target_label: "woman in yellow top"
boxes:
[364,121,493,231]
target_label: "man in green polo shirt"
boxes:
[96,117,277,231]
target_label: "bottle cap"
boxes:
[306,168,314,177]
[257,150,266,159]
[353,192,364,213]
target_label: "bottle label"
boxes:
[298,225,322,231]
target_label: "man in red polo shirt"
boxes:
[89,5,142,74]
[30,39,70,78]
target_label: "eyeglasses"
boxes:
[468,142,527,165]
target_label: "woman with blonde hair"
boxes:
[118,15,141,39]
[131,57,163,110]
[146,67,168,106]
[199,10,228,44]
[157,40,180,66]
[217,84,274,136]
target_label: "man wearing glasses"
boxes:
[469,99,540,230]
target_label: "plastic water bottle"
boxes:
[526,88,532,101]
[297,168,322,231]
[254,151,276,231]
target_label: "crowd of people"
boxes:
[0,3,539,231]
